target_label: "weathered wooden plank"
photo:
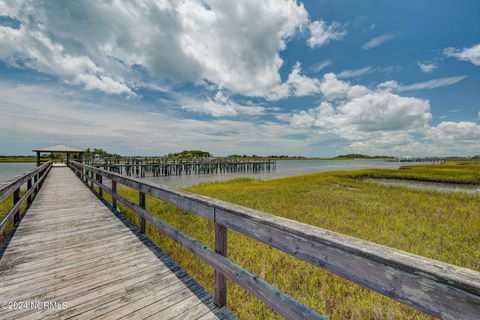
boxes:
[143,288,212,320]
[169,295,219,320]
[22,267,180,320]
[26,178,32,205]
[214,207,480,319]
[0,249,147,289]
[70,160,480,320]
[215,222,228,307]
[89,279,199,320]
[0,167,230,320]
[139,190,146,233]
[111,180,117,210]
[0,252,157,302]
[0,239,147,278]
[112,195,324,320]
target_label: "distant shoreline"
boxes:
[0,157,36,163]
[0,156,391,163]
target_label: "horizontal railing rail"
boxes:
[0,162,52,235]
[69,160,480,320]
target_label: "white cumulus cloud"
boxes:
[424,121,480,155]
[182,91,265,117]
[290,73,438,153]
[291,92,431,135]
[444,43,480,66]
[288,72,479,155]
[266,62,322,100]
[417,63,437,73]
[0,0,309,97]
[307,20,347,48]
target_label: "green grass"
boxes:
[0,157,36,163]
[0,190,28,243]
[350,160,480,184]
[0,196,14,243]
[93,161,480,320]
[3,162,478,319]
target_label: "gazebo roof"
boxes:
[32,145,85,153]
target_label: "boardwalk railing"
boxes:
[69,161,480,320]
[0,161,52,235]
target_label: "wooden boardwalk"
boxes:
[0,167,234,320]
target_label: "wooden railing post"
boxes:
[34,173,38,192]
[214,221,228,307]
[112,180,117,210]
[98,175,103,198]
[13,188,20,223]
[90,171,94,189]
[27,178,32,205]
[139,191,146,233]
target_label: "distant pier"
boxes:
[385,157,448,163]
[85,158,276,178]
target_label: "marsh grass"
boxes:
[94,162,479,320]
[0,157,36,163]
[2,162,477,319]
[0,190,28,244]
[351,160,480,184]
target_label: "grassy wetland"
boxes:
[90,160,480,320]
[0,192,27,244]
[0,156,36,163]
[1,161,478,319]
[352,160,480,184]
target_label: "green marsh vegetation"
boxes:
[95,160,479,319]
[0,196,14,243]
[0,156,36,163]
[352,160,480,184]
[17,161,480,319]
[0,191,28,244]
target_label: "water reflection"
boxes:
[142,160,431,187]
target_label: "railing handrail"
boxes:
[0,162,52,235]
[0,161,51,203]
[69,160,480,320]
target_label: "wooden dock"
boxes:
[0,167,234,319]
[0,161,479,319]
[88,159,276,178]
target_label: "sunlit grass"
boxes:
[0,157,36,163]
[94,161,479,320]
[0,190,28,244]
[351,160,480,184]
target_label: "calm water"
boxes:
[0,162,36,182]
[369,178,480,194]
[142,159,426,187]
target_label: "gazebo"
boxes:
[32,145,85,166]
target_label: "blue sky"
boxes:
[0,0,479,156]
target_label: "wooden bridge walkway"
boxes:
[1,161,479,320]
[0,167,234,319]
